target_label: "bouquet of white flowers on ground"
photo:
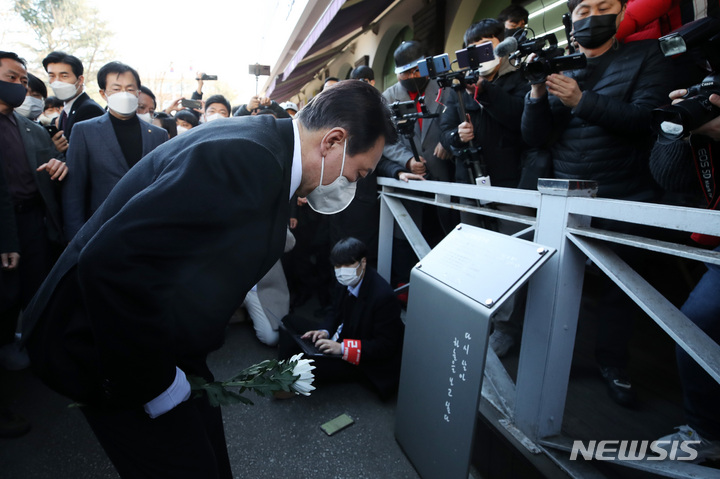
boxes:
[188,353,316,407]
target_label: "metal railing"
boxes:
[377,176,720,478]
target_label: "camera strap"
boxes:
[689,135,720,246]
[690,135,719,209]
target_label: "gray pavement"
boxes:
[0,312,421,479]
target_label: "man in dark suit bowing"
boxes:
[42,51,105,155]
[20,80,397,479]
[62,61,168,240]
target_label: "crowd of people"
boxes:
[1,0,720,476]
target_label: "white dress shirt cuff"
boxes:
[143,366,192,419]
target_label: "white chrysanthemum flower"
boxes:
[289,353,316,396]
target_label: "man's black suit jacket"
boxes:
[322,267,404,397]
[0,113,64,247]
[22,116,295,407]
[61,92,105,140]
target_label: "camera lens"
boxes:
[652,93,720,140]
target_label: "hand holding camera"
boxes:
[670,90,720,141]
[546,73,583,109]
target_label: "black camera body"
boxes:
[511,33,587,84]
[389,98,437,133]
[524,52,587,84]
[651,17,720,140]
[652,74,720,140]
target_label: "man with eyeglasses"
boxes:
[61,61,168,240]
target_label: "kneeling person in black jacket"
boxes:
[279,237,404,400]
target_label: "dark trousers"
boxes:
[590,218,675,369]
[0,203,51,345]
[81,394,232,479]
[677,254,720,440]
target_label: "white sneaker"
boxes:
[489,330,515,358]
[0,341,30,371]
[655,425,720,463]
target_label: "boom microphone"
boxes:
[494,36,518,58]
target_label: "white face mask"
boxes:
[137,112,153,123]
[38,111,59,126]
[205,112,222,123]
[16,96,44,119]
[335,262,363,287]
[106,91,139,116]
[50,80,79,101]
[478,56,500,77]
[176,125,188,135]
[306,138,357,214]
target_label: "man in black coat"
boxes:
[20,80,397,479]
[0,50,66,438]
[42,51,105,155]
[521,0,672,407]
[279,237,404,400]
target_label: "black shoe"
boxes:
[0,408,31,438]
[599,366,636,407]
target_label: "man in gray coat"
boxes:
[62,61,168,240]
[381,41,456,284]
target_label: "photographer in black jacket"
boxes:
[439,19,530,190]
[439,19,534,357]
[649,90,720,461]
[522,0,672,406]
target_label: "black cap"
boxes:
[393,41,425,74]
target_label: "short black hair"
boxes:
[568,0,627,12]
[321,77,340,91]
[0,51,27,68]
[175,109,199,127]
[44,96,64,110]
[330,237,368,266]
[498,5,529,24]
[97,61,141,90]
[42,51,83,77]
[204,94,231,114]
[139,85,156,108]
[464,19,505,46]
[27,73,47,98]
[350,65,374,81]
[296,80,397,156]
[153,112,178,138]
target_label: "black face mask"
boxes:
[572,13,618,49]
[399,77,429,93]
[505,28,521,39]
[0,80,28,109]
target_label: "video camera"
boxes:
[508,32,586,84]
[389,97,440,179]
[416,42,496,90]
[389,97,437,132]
[651,17,720,140]
[415,44,497,187]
